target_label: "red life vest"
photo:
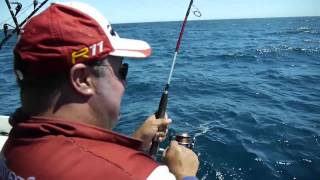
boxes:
[1,109,158,180]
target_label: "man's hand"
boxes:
[164,141,199,180]
[132,115,171,150]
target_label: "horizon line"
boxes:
[0,15,319,29]
[112,15,320,25]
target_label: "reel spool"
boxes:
[157,132,196,159]
[171,132,195,149]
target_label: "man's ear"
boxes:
[69,63,95,96]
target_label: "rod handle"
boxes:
[149,84,169,157]
[155,85,169,119]
[149,137,160,158]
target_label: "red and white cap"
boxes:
[14,2,152,75]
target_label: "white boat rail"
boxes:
[0,115,10,148]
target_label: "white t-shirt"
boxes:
[147,165,176,180]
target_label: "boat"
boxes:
[0,116,10,148]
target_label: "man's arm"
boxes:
[132,115,199,180]
[132,115,171,150]
[164,141,199,180]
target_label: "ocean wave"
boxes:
[256,46,320,55]
[266,26,320,35]
[275,160,294,166]
[303,39,320,44]
[214,45,319,61]
[216,53,257,61]
[255,69,280,76]
[284,100,320,114]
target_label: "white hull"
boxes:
[0,116,10,148]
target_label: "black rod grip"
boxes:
[155,84,169,119]
[149,84,170,157]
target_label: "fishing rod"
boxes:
[0,0,49,49]
[5,0,21,33]
[149,0,201,158]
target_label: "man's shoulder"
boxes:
[3,134,159,180]
[71,136,156,164]
[69,136,159,178]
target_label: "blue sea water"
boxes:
[0,17,320,179]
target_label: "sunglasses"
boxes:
[98,62,129,81]
[85,57,129,81]
[118,63,128,81]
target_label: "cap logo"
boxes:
[71,41,104,64]
[72,47,89,64]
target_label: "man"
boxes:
[0,2,199,180]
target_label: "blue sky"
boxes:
[1,0,319,26]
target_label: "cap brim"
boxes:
[109,37,152,58]
[57,1,152,59]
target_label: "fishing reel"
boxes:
[157,132,196,157]
[170,132,195,150]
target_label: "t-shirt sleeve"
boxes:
[146,165,176,180]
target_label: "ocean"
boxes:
[0,17,319,179]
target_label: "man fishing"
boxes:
[0,2,199,180]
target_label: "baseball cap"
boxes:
[14,2,152,76]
